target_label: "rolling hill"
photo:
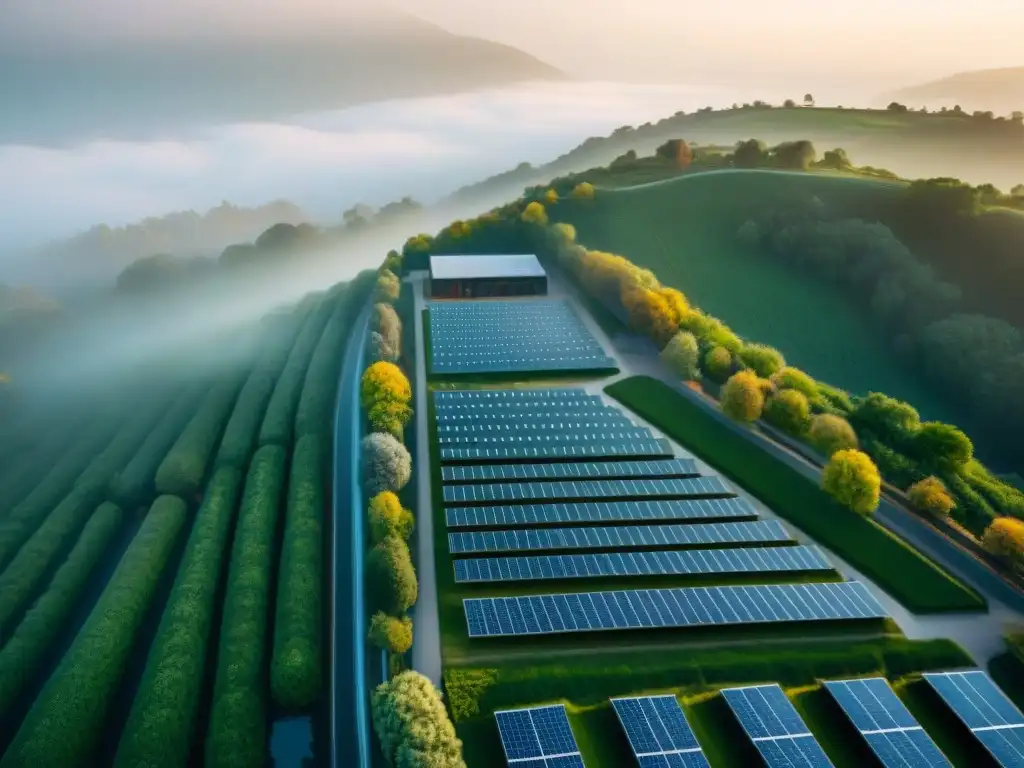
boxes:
[893,67,1024,112]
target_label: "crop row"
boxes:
[206,445,288,768]
[0,495,188,768]
[0,502,123,718]
[114,467,244,768]
[0,413,88,513]
[271,433,325,709]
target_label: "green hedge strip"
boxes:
[0,417,86,515]
[114,468,243,768]
[154,373,245,497]
[0,495,188,768]
[294,297,352,439]
[0,405,122,571]
[108,383,207,510]
[271,434,325,709]
[205,445,287,768]
[258,292,339,448]
[0,502,123,719]
[606,376,984,613]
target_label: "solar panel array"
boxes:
[612,695,711,768]
[445,498,758,529]
[441,459,700,484]
[464,581,887,638]
[428,299,617,374]
[824,678,951,767]
[439,429,659,447]
[924,670,1024,768]
[448,520,792,554]
[441,440,674,463]
[453,545,832,584]
[494,704,585,767]
[444,477,734,505]
[722,684,834,767]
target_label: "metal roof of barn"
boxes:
[429,254,546,280]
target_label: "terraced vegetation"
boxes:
[0,272,373,766]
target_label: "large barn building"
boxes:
[428,254,547,299]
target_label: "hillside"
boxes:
[893,67,1024,112]
[449,104,1024,208]
[0,10,563,144]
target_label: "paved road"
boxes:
[408,272,443,686]
[330,302,372,768]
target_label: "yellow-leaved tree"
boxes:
[822,449,881,516]
[983,517,1024,569]
[906,476,955,518]
[720,370,766,423]
[360,362,412,436]
[520,202,548,226]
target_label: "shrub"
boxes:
[720,370,766,423]
[114,469,243,768]
[361,361,413,436]
[655,138,694,167]
[363,433,412,495]
[375,268,401,303]
[622,287,685,348]
[703,346,734,382]
[808,414,859,457]
[852,392,921,445]
[0,496,187,768]
[984,518,1024,568]
[764,389,811,436]
[770,367,818,399]
[570,182,595,200]
[521,201,548,226]
[371,671,465,768]
[444,668,499,722]
[271,435,325,710]
[907,476,956,518]
[660,331,701,380]
[823,449,882,515]
[738,343,786,378]
[912,422,974,470]
[0,502,122,720]
[368,491,414,543]
[368,612,413,654]
[367,535,418,615]
[155,374,244,497]
[543,188,559,204]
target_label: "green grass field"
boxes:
[558,169,974,427]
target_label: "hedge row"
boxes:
[0,502,123,719]
[0,487,107,636]
[606,376,985,613]
[0,495,188,768]
[0,416,86,514]
[108,382,208,510]
[258,291,340,448]
[206,445,287,768]
[114,468,244,768]
[0,405,123,570]
[294,296,352,440]
[271,434,324,710]
[154,372,245,497]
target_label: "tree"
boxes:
[361,363,412,436]
[368,612,413,654]
[362,433,412,495]
[660,332,701,380]
[703,346,734,382]
[772,140,816,170]
[622,287,685,348]
[543,189,559,205]
[571,182,595,200]
[907,476,955,518]
[808,414,859,457]
[371,672,465,768]
[852,392,920,444]
[655,139,694,168]
[374,269,401,303]
[912,422,973,470]
[769,367,817,399]
[822,449,881,515]
[521,201,548,226]
[738,343,785,378]
[804,93,815,107]
[784,99,797,108]
[984,518,1024,568]
[887,101,909,112]
[819,148,851,170]
[1012,184,1024,197]
[721,370,766,423]
[733,139,767,168]
[764,389,811,436]
[368,491,414,543]
[366,535,417,615]
[372,303,402,348]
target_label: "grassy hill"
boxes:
[893,67,1024,113]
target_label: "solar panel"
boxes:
[433,388,590,403]
[445,498,758,528]
[721,684,834,767]
[494,704,585,767]
[438,429,657,446]
[824,678,951,768]
[442,459,700,485]
[448,520,790,554]
[435,407,625,425]
[924,670,1024,768]
[463,581,887,638]
[452,545,832,583]
[444,477,734,505]
[428,300,617,375]
[441,440,674,463]
[612,695,711,768]
[437,419,637,437]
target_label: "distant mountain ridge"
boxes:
[892,67,1024,111]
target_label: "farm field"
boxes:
[0,271,374,766]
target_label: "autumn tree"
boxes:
[521,201,548,226]
[907,476,956,518]
[622,287,686,348]
[571,182,595,200]
[808,414,859,457]
[368,491,414,543]
[660,332,701,380]
[703,346,734,382]
[368,612,413,654]
[721,370,766,423]
[655,139,694,168]
[361,362,412,436]
[983,517,1024,568]
[375,269,401,304]
[543,189,559,205]
[822,449,881,515]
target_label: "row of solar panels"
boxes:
[453,545,833,584]
[464,581,886,638]
[436,418,636,435]
[440,459,700,484]
[438,429,659,446]
[441,440,675,463]
[495,670,1024,768]
[444,477,733,506]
